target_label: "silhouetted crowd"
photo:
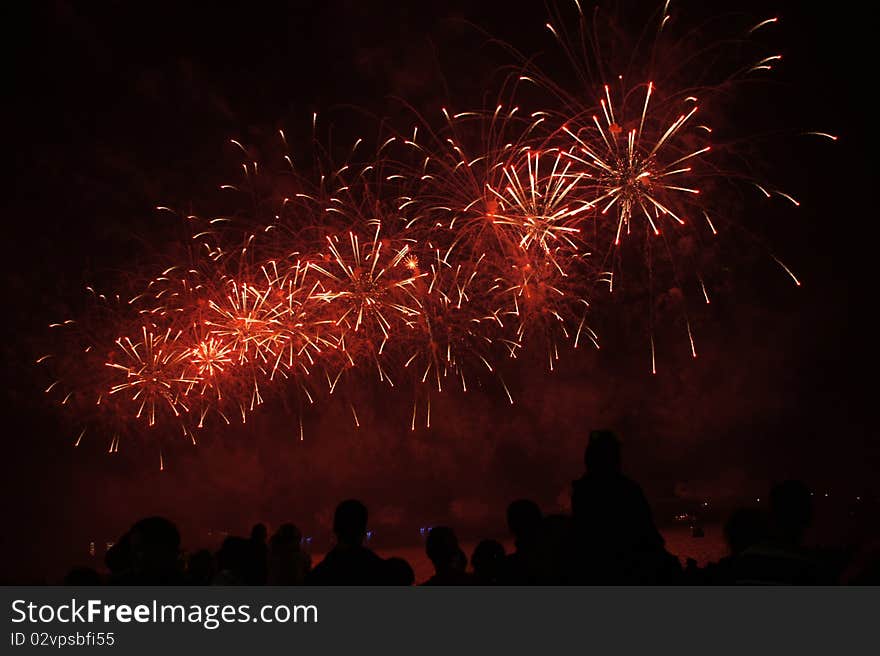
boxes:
[63,431,880,586]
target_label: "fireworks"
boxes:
[106,326,195,428]
[39,1,829,458]
[400,248,497,393]
[561,83,708,245]
[310,226,425,343]
[489,149,590,263]
[188,336,233,382]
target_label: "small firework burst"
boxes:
[561,82,708,246]
[105,325,195,428]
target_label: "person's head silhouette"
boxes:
[250,523,267,544]
[507,499,543,547]
[217,536,250,578]
[333,499,369,547]
[770,480,813,545]
[186,549,215,585]
[471,539,505,581]
[425,526,461,572]
[272,523,302,549]
[584,429,622,473]
[122,517,181,583]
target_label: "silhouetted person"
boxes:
[471,539,505,585]
[63,566,101,585]
[501,500,544,584]
[248,523,269,585]
[384,557,415,585]
[732,481,830,584]
[213,536,252,585]
[186,549,216,586]
[571,431,679,584]
[268,523,311,585]
[701,507,769,584]
[115,517,183,585]
[306,500,386,585]
[422,526,472,585]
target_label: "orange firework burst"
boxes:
[310,224,425,345]
[105,325,195,428]
[489,149,590,260]
[561,82,708,245]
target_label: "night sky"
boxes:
[2,1,875,582]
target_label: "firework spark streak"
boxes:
[39,1,829,462]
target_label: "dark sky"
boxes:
[2,0,875,581]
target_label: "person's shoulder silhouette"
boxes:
[384,557,415,585]
[732,481,831,584]
[700,507,769,584]
[471,539,505,585]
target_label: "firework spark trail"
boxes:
[39,2,827,458]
